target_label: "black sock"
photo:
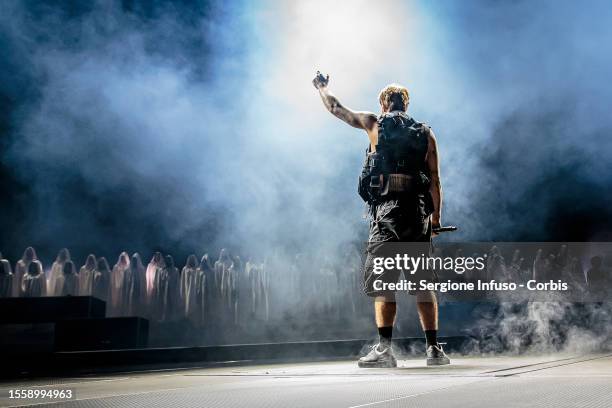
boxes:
[425,330,438,347]
[378,326,393,348]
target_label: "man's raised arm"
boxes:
[312,71,377,131]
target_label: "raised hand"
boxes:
[312,71,330,89]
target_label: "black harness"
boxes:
[358,111,431,205]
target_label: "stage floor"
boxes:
[1,353,611,407]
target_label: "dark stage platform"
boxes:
[0,297,105,323]
[1,353,610,407]
[0,296,148,354]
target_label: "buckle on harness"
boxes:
[370,175,382,188]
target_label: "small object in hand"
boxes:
[432,226,458,234]
[312,70,329,89]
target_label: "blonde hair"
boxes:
[378,84,410,111]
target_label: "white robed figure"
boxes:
[197,254,215,327]
[55,260,79,296]
[13,247,38,297]
[146,252,165,306]
[48,248,71,296]
[215,249,233,322]
[110,252,130,316]
[153,255,179,321]
[214,249,231,296]
[92,257,111,302]
[180,254,200,322]
[0,256,13,298]
[22,260,46,297]
[124,253,146,316]
[78,254,97,296]
[246,259,269,322]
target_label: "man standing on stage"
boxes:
[313,71,450,367]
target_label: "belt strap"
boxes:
[387,174,414,193]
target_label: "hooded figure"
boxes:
[124,253,146,316]
[566,256,586,294]
[146,252,165,304]
[55,260,79,296]
[246,258,269,322]
[92,257,111,302]
[215,249,233,320]
[533,249,555,282]
[197,254,215,325]
[180,254,200,322]
[154,255,179,321]
[223,256,241,325]
[235,256,252,325]
[22,260,46,297]
[79,254,97,296]
[0,257,13,298]
[14,247,38,297]
[48,248,71,296]
[214,249,232,294]
[110,252,130,316]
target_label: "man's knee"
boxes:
[374,294,396,303]
[415,290,436,303]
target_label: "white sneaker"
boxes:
[426,343,451,366]
[358,344,397,368]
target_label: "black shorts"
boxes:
[362,197,435,299]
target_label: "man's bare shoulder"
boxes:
[421,123,436,142]
[360,112,378,131]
